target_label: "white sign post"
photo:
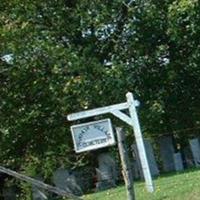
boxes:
[67,92,154,193]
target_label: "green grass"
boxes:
[83,169,200,200]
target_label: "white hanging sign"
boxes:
[71,119,115,153]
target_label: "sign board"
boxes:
[71,119,115,153]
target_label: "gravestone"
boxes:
[158,136,175,172]
[53,168,83,196]
[3,187,16,200]
[131,140,159,179]
[32,186,48,200]
[131,144,143,179]
[130,160,140,180]
[189,138,200,167]
[72,167,94,193]
[173,152,184,171]
[183,146,194,168]
[96,153,117,190]
[144,139,159,176]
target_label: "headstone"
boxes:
[183,146,194,168]
[96,153,117,190]
[158,136,175,172]
[189,138,200,167]
[53,168,83,196]
[72,167,94,193]
[32,186,48,200]
[131,144,143,179]
[173,152,184,171]
[130,160,140,180]
[3,187,16,200]
[131,140,159,179]
[144,139,159,176]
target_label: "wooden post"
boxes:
[116,127,135,200]
[0,166,82,200]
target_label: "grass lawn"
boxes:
[83,169,200,200]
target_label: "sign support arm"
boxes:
[111,110,132,126]
[67,102,128,121]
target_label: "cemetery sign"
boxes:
[71,119,115,153]
[67,92,154,192]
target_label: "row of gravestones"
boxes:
[33,136,200,193]
[2,153,119,199]
[31,168,96,199]
[2,136,200,199]
[131,136,200,179]
[93,136,200,190]
[30,157,118,200]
